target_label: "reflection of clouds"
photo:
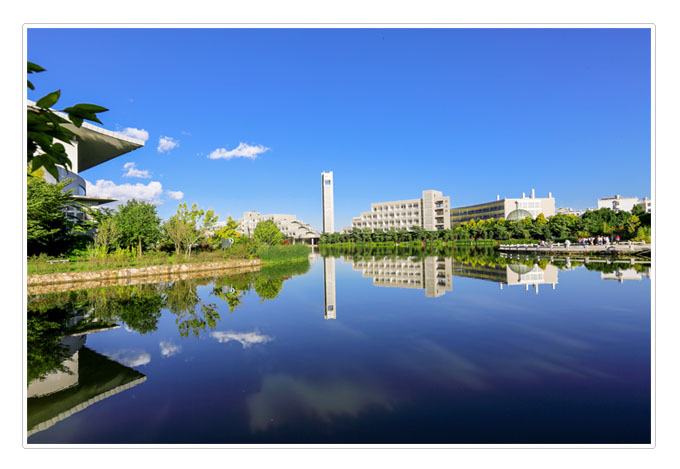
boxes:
[247,374,393,431]
[104,349,151,367]
[211,330,272,348]
[399,339,489,390]
[160,341,181,357]
[514,325,591,350]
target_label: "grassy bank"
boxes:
[28,244,311,276]
[256,244,311,263]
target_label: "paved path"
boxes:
[498,243,651,254]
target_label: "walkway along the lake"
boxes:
[498,242,651,255]
[27,259,261,294]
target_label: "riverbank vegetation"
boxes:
[320,207,651,246]
[27,180,310,275]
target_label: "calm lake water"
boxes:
[26,250,652,444]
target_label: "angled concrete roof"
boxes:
[27,100,145,172]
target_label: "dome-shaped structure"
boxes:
[508,263,534,275]
[506,209,534,221]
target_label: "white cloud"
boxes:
[122,162,152,179]
[158,136,179,153]
[207,142,270,160]
[86,179,164,204]
[211,330,272,348]
[160,341,181,357]
[120,127,149,142]
[166,190,184,200]
[104,349,151,367]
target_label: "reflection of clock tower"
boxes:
[324,257,336,319]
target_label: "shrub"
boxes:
[256,244,311,262]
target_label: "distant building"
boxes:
[321,171,335,233]
[597,195,638,212]
[636,197,652,213]
[450,189,555,225]
[237,211,319,243]
[556,207,586,217]
[350,190,451,231]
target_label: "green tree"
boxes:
[163,215,190,256]
[213,216,242,246]
[114,200,162,257]
[625,214,641,237]
[27,62,109,179]
[27,173,80,256]
[93,216,119,254]
[253,220,284,248]
[174,203,219,257]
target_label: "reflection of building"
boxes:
[601,267,651,283]
[350,190,451,231]
[351,256,452,298]
[322,171,335,233]
[237,211,319,242]
[27,331,146,438]
[503,263,559,294]
[27,335,85,399]
[323,257,336,319]
[597,195,639,212]
[28,100,145,220]
[451,189,555,224]
[452,261,559,294]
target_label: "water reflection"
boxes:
[345,256,558,296]
[601,267,651,283]
[26,251,650,443]
[323,257,337,319]
[26,307,146,437]
[247,374,393,432]
[26,260,311,436]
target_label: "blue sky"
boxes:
[27,28,651,230]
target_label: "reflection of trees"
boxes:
[254,261,310,303]
[211,260,311,307]
[254,275,284,302]
[28,260,312,347]
[164,279,220,338]
[93,285,163,335]
[211,271,257,313]
[27,310,73,385]
[26,298,119,385]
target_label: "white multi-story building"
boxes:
[237,211,319,242]
[597,195,639,212]
[636,197,652,213]
[451,189,555,224]
[350,190,451,232]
